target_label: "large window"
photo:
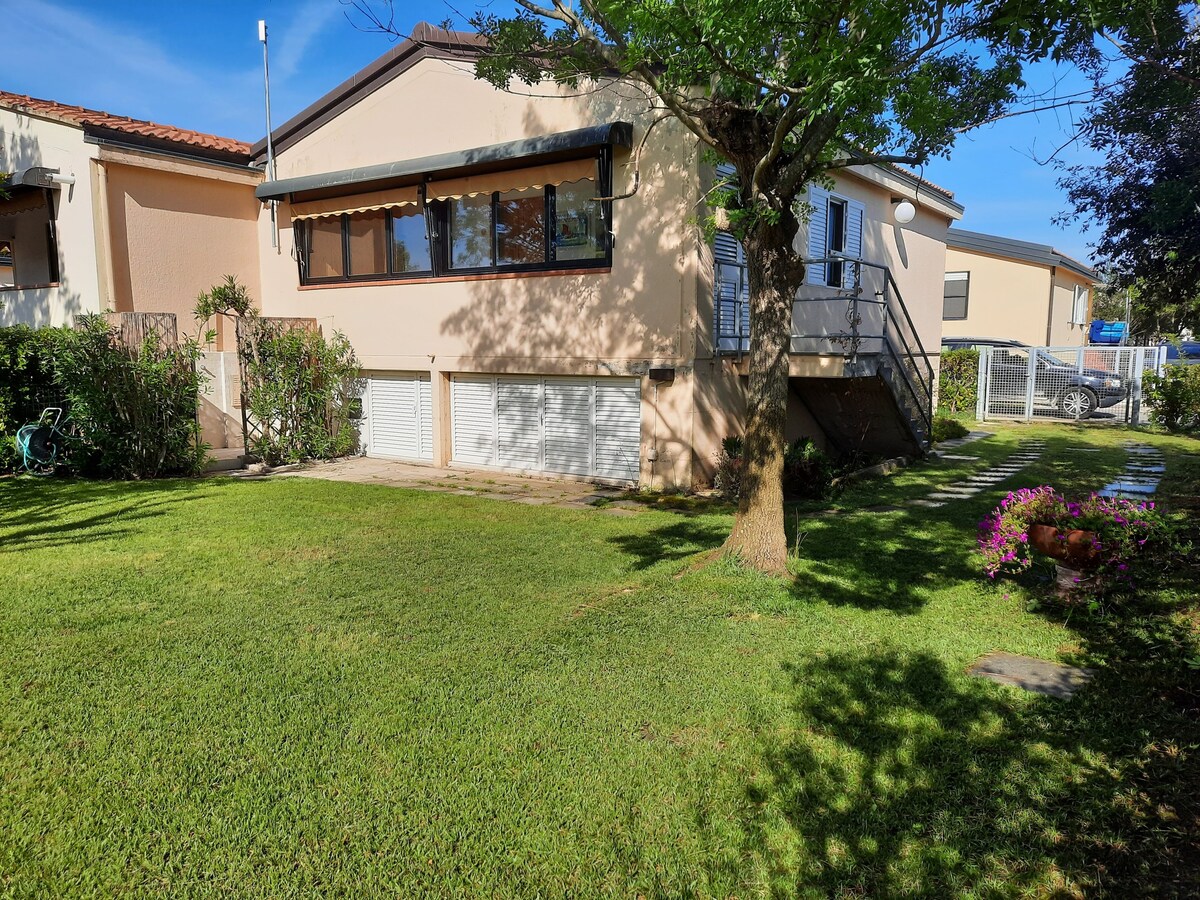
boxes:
[943,271,970,320]
[297,155,611,285]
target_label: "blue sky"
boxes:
[2,0,1099,260]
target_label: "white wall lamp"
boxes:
[892,198,916,224]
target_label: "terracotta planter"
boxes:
[1028,524,1101,570]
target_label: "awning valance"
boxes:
[290,185,420,220]
[257,121,632,201]
[427,158,596,201]
[0,190,47,218]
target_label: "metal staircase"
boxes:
[714,256,934,456]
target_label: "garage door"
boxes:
[451,375,641,482]
[366,374,432,460]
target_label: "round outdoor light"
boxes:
[893,199,916,224]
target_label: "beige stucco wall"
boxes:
[0,108,102,326]
[258,58,704,487]
[944,246,1054,346]
[101,151,262,351]
[944,246,1094,348]
[1047,267,1093,347]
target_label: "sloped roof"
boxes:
[0,90,251,159]
[947,228,1096,280]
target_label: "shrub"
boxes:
[196,276,362,466]
[712,435,834,500]
[240,321,362,465]
[712,435,743,500]
[782,437,834,499]
[931,415,969,443]
[938,348,979,415]
[1143,365,1200,431]
[54,315,207,479]
[0,326,68,472]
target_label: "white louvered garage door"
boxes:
[366,374,432,461]
[450,375,641,482]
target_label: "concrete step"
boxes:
[203,447,249,473]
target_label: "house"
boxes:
[943,228,1097,348]
[248,24,964,489]
[0,91,263,446]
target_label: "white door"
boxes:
[450,375,641,481]
[367,374,432,461]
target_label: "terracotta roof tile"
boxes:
[0,90,251,156]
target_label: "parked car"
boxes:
[941,337,1126,418]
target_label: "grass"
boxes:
[0,422,1197,897]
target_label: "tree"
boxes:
[354,0,1072,573]
[1058,3,1200,336]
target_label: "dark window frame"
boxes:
[942,271,970,321]
[825,196,847,287]
[296,149,613,286]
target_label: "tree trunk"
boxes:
[721,217,806,575]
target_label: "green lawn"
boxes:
[1,423,1197,897]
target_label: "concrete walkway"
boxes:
[265,456,631,510]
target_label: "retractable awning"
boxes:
[255,122,632,204]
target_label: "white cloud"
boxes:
[271,0,347,81]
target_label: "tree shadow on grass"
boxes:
[606,518,729,571]
[724,610,1200,897]
[0,477,206,553]
[732,650,1092,897]
[786,510,979,615]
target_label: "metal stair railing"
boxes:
[712,255,934,446]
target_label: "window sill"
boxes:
[0,282,61,293]
[299,267,611,290]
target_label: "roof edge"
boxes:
[947,227,1096,280]
[250,23,484,160]
[255,122,633,200]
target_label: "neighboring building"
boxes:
[250,24,964,488]
[943,228,1097,347]
[0,92,262,346]
[0,92,263,447]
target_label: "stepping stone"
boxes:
[1099,481,1158,495]
[1126,464,1166,474]
[941,487,982,495]
[927,491,970,500]
[908,499,945,508]
[938,454,980,461]
[968,651,1094,699]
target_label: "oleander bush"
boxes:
[938,348,979,415]
[1143,365,1200,432]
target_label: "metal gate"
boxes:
[975,345,1168,424]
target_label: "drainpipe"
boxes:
[91,159,118,310]
[1044,265,1057,346]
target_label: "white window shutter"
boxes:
[806,185,829,285]
[843,199,865,289]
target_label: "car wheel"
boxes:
[1059,386,1098,419]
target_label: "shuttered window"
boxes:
[450,375,641,482]
[805,185,865,288]
[1070,284,1090,325]
[943,272,970,320]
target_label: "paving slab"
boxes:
[927,491,971,500]
[937,454,980,461]
[968,651,1094,699]
[1100,480,1158,495]
[907,499,945,508]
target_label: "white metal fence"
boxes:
[975,345,1168,424]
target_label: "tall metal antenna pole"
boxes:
[259,20,278,249]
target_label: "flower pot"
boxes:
[1028,524,1101,570]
